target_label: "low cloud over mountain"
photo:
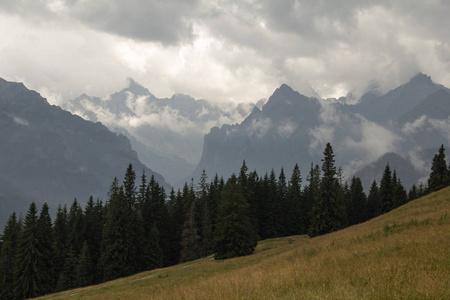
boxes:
[194,73,450,191]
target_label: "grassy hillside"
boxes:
[38,187,450,299]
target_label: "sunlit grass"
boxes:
[38,187,450,299]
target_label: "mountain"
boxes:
[194,84,322,178]
[0,78,167,226]
[64,79,258,186]
[194,74,449,190]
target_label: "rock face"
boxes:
[64,78,256,186]
[193,74,450,191]
[0,78,168,226]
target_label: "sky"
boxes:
[1,0,450,106]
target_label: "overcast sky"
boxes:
[1,0,449,105]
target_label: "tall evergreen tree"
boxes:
[14,202,44,299]
[53,204,68,291]
[38,203,56,293]
[392,175,408,208]
[347,177,367,225]
[276,167,288,236]
[166,188,185,265]
[76,241,94,287]
[82,197,103,283]
[366,180,381,219]
[101,178,135,281]
[309,143,347,236]
[0,212,21,299]
[286,164,302,235]
[428,144,449,192]
[379,163,394,214]
[67,199,84,256]
[303,164,320,233]
[215,174,257,260]
[180,200,201,262]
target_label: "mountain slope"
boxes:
[0,78,167,225]
[194,84,322,180]
[39,187,450,299]
[194,74,449,190]
[64,79,257,186]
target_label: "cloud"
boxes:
[277,120,297,138]
[309,100,400,177]
[248,117,272,139]
[12,116,29,126]
[402,115,450,142]
[1,0,450,107]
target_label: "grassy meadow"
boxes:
[38,187,450,299]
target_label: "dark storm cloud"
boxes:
[1,0,450,104]
[0,0,199,45]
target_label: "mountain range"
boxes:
[194,73,450,190]
[63,79,261,186]
[0,78,167,226]
[1,73,449,226]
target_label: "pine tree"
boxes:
[14,202,44,299]
[53,204,68,291]
[309,143,347,236]
[428,144,449,192]
[146,225,164,270]
[38,203,56,293]
[82,197,103,283]
[286,164,302,235]
[215,174,257,260]
[122,164,140,273]
[347,177,367,225]
[367,180,381,218]
[276,167,288,236]
[392,174,408,208]
[76,241,94,287]
[61,247,78,290]
[379,163,394,214]
[408,184,418,202]
[0,212,21,299]
[101,178,134,281]
[303,164,320,233]
[67,199,84,256]
[180,201,201,262]
[166,188,184,265]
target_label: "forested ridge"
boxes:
[1,143,449,299]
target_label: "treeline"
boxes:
[1,143,449,299]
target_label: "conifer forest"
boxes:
[1,143,449,299]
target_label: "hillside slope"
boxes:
[0,78,168,226]
[39,187,450,299]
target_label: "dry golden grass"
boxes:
[38,187,450,300]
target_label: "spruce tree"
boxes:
[14,202,43,299]
[166,188,184,265]
[38,203,56,293]
[276,167,288,236]
[428,144,449,192]
[347,177,367,225]
[408,184,418,202]
[303,164,320,233]
[53,204,68,291]
[215,174,257,260]
[146,225,164,270]
[180,201,201,262]
[286,164,302,235]
[82,197,103,283]
[76,241,94,287]
[379,163,394,214]
[0,212,21,299]
[367,180,381,219]
[101,178,134,281]
[308,143,347,236]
